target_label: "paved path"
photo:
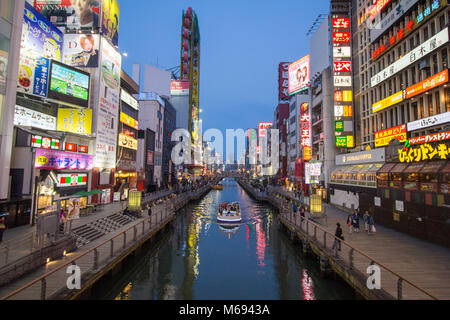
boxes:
[0,187,210,300]
[270,186,450,300]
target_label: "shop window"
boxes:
[0,0,14,23]
[428,93,434,116]
[442,48,448,69]
[446,88,450,112]
[435,91,440,114]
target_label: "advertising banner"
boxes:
[120,112,138,129]
[35,148,94,170]
[18,3,63,97]
[371,27,449,87]
[332,32,351,43]
[370,0,420,41]
[372,91,404,113]
[170,80,189,96]
[278,62,290,100]
[375,124,407,147]
[288,55,310,95]
[332,18,350,29]
[57,108,92,134]
[33,0,101,30]
[299,103,311,161]
[405,69,449,99]
[408,131,450,145]
[333,47,351,58]
[398,142,450,162]
[101,0,120,47]
[333,76,352,87]
[336,148,386,165]
[407,111,450,131]
[56,173,87,187]
[118,133,137,150]
[95,38,121,169]
[14,105,57,130]
[62,34,100,68]
[121,89,139,110]
[258,122,273,138]
[67,198,80,220]
[0,50,7,93]
[368,0,392,21]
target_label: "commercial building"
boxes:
[274,103,290,178]
[329,0,450,246]
[0,0,27,226]
[114,70,140,201]
[162,96,177,187]
[137,94,165,191]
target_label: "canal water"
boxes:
[91,178,354,300]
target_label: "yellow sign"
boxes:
[36,156,48,165]
[120,112,138,129]
[57,108,92,134]
[128,191,141,210]
[372,91,403,113]
[118,133,138,150]
[101,0,120,46]
[398,143,449,163]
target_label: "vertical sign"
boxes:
[279,62,290,101]
[300,103,312,161]
[332,14,354,148]
[95,37,121,169]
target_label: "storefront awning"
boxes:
[377,163,396,174]
[439,161,450,173]
[403,163,425,174]
[73,190,103,197]
[365,163,383,173]
[390,163,408,173]
[420,161,447,173]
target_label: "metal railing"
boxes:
[239,180,438,300]
[0,185,212,300]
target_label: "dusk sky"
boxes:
[119,0,330,135]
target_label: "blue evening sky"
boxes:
[118,0,329,135]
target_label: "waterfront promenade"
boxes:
[0,185,211,300]
[238,179,450,300]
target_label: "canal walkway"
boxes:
[238,179,450,300]
[0,185,212,300]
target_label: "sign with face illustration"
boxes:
[32,0,101,30]
[17,2,63,97]
[63,34,100,67]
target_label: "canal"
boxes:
[91,178,355,300]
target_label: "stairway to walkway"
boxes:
[71,213,139,248]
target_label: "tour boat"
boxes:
[212,184,224,190]
[217,202,242,223]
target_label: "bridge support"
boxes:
[319,256,333,278]
[302,241,312,257]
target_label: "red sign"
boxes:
[258,122,273,137]
[333,61,351,73]
[333,32,350,43]
[300,103,311,161]
[405,69,449,99]
[65,143,77,152]
[123,128,135,137]
[170,80,189,95]
[78,145,88,153]
[375,124,407,147]
[332,18,350,29]
[408,131,450,145]
[278,62,290,100]
[369,0,391,21]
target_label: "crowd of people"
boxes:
[219,203,240,216]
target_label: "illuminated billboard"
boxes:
[62,34,100,68]
[48,60,90,107]
[375,124,407,147]
[288,55,310,95]
[372,91,403,113]
[258,122,273,138]
[405,69,449,99]
[57,108,92,134]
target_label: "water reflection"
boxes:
[92,178,354,300]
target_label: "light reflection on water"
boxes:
[92,178,354,300]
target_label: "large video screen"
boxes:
[48,60,90,107]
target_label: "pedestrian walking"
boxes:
[147,204,152,224]
[332,223,343,251]
[363,210,369,231]
[0,215,7,243]
[346,214,353,234]
[292,202,298,214]
[59,208,66,233]
[352,211,360,233]
[367,213,376,235]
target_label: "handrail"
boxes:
[0,186,212,300]
[239,180,439,300]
